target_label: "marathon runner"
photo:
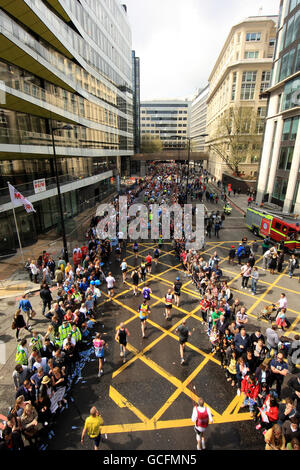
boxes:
[164,289,174,320]
[142,282,152,304]
[145,253,152,274]
[176,320,192,364]
[120,258,128,283]
[115,322,130,364]
[173,276,182,307]
[139,299,151,338]
[105,272,116,300]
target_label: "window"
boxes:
[281,77,300,111]
[285,15,295,48]
[244,51,259,59]
[257,107,267,117]
[240,71,257,100]
[275,222,282,230]
[282,119,292,141]
[246,32,261,41]
[269,38,276,47]
[260,71,271,92]
[278,146,295,170]
[282,117,299,140]
[231,71,237,100]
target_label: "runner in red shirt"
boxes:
[145,253,152,274]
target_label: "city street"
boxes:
[1,191,299,451]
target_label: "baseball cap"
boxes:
[176,277,180,281]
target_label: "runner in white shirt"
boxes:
[191,397,213,450]
[106,272,116,299]
[120,259,127,283]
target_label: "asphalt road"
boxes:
[1,188,300,452]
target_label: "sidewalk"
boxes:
[209,181,251,215]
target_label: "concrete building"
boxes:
[140,100,191,151]
[256,0,300,214]
[0,0,134,255]
[206,15,278,180]
[190,85,209,151]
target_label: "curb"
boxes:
[0,284,40,301]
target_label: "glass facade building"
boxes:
[0,0,134,255]
[256,0,300,213]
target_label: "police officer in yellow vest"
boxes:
[59,320,72,344]
[15,339,28,366]
[71,324,82,345]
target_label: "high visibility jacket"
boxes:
[31,334,43,351]
[59,323,72,340]
[72,327,82,344]
[15,346,28,366]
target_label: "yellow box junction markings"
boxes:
[99,239,300,435]
[96,242,257,436]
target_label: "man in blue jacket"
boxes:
[18,294,33,329]
[236,244,246,265]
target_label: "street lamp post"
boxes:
[50,121,73,263]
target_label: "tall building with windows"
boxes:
[0,0,133,254]
[132,50,140,154]
[140,100,191,151]
[256,0,300,213]
[190,85,209,152]
[206,16,277,180]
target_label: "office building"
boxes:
[140,100,191,150]
[206,15,278,180]
[256,0,300,214]
[190,85,209,152]
[132,50,140,155]
[0,0,134,254]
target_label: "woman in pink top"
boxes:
[93,333,106,378]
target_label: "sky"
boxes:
[123,0,280,101]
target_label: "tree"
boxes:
[140,134,163,153]
[209,106,263,176]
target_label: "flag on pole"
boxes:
[8,183,36,213]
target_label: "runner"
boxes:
[133,241,139,259]
[131,268,140,296]
[139,260,147,283]
[164,288,174,320]
[93,333,106,377]
[153,246,160,265]
[115,243,121,262]
[105,272,116,300]
[115,322,130,363]
[145,253,152,274]
[191,397,213,450]
[138,299,151,338]
[81,406,104,451]
[176,320,192,364]
[173,276,182,307]
[142,282,152,304]
[120,258,128,283]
